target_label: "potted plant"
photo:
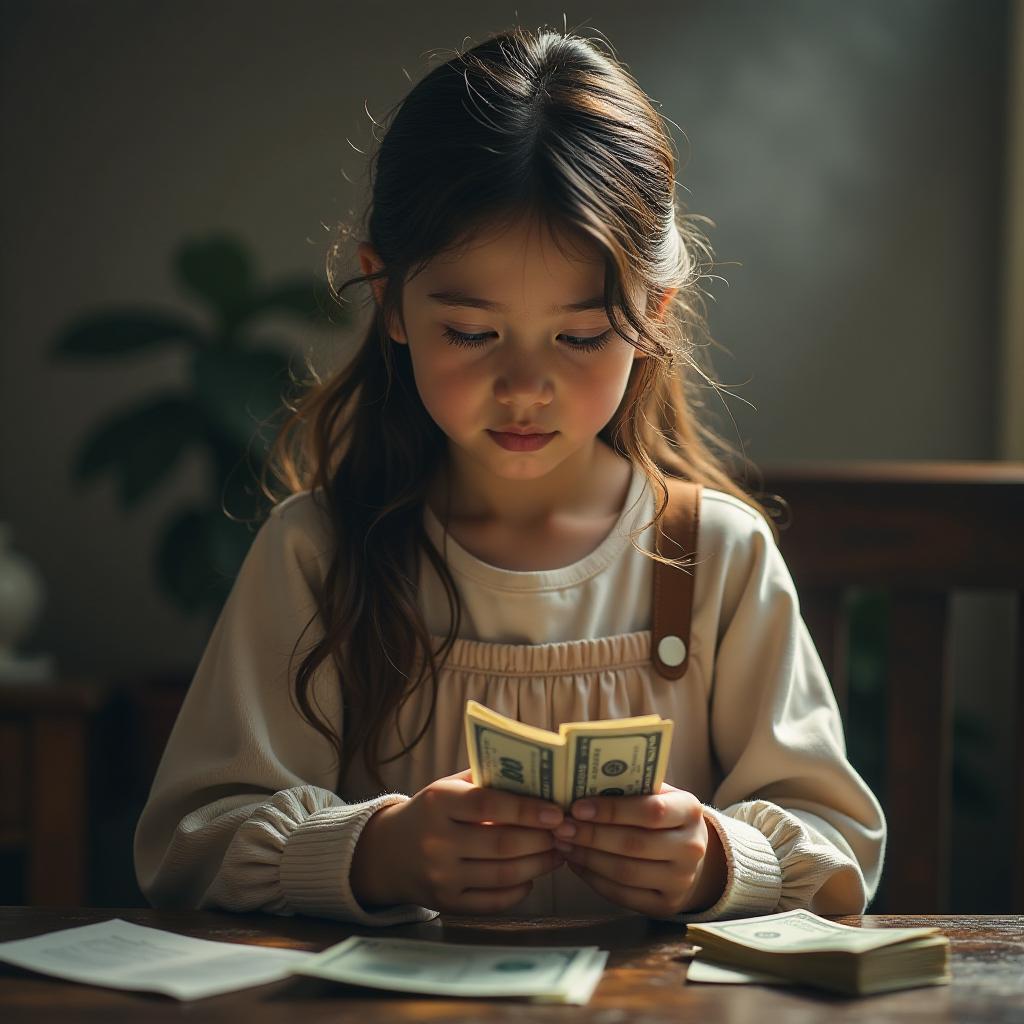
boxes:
[51,234,342,627]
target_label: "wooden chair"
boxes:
[758,461,1024,914]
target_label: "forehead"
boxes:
[403,215,643,311]
[439,213,602,265]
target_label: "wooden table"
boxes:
[1,907,1022,1021]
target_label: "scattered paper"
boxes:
[293,934,609,1005]
[0,919,610,1005]
[0,918,315,1000]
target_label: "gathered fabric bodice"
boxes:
[339,463,718,916]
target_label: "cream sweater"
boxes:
[134,461,886,926]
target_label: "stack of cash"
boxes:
[685,909,951,995]
[291,936,609,1004]
[464,698,674,806]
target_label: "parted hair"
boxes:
[260,24,784,794]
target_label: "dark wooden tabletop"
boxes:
[1,907,1022,1022]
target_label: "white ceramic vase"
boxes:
[0,522,55,683]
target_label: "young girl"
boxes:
[134,24,885,926]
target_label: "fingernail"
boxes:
[573,801,596,819]
[539,808,562,825]
[553,839,573,853]
[555,821,576,839]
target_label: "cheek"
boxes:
[406,336,634,433]
[570,361,634,423]
[408,352,479,428]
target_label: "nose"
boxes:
[493,350,554,406]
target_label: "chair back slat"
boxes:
[885,590,953,913]
[801,587,849,722]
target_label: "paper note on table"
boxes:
[0,918,315,1000]
[292,934,609,1005]
[686,959,794,985]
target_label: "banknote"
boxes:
[464,699,673,807]
[291,935,609,1005]
[685,909,951,996]
[686,908,942,954]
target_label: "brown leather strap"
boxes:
[652,477,702,680]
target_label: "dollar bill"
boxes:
[291,935,609,1005]
[685,909,951,996]
[687,908,942,954]
[464,699,674,807]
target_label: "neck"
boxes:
[431,438,622,529]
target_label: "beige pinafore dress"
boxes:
[342,477,715,918]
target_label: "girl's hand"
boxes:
[364,767,568,915]
[551,783,728,918]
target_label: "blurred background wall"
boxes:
[0,0,1018,910]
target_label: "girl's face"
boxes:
[358,217,650,503]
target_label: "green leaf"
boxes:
[207,510,258,579]
[156,507,212,614]
[52,311,204,357]
[241,276,339,324]
[155,505,259,615]
[217,454,274,523]
[191,345,293,452]
[175,236,254,319]
[70,395,205,507]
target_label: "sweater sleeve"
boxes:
[671,509,887,924]
[132,495,440,926]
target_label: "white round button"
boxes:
[658,634,687,667]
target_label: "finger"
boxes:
[453,820,560,859]
[565,860,674,917]
[557,820,705,874]
[562,844,685,894]
[449,782,564,830]
[568,788,702,830]
[554,819,669,861]
[457,848,566,891]
[455,881,534,914]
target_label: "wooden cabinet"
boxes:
[0,678,113,905]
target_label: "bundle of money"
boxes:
[291,936,609,1005]
[464,699,674,807]
[685,908,951,996]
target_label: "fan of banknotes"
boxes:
[293,936,609,1004]
[464,699,675,807]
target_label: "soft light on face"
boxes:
[366,216,647,485]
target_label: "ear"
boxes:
[654,287,678,320]
[357,242,407,343]
[632,287,679,362]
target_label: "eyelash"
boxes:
[442,326,613,352]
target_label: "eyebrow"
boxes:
[427,289,608,314]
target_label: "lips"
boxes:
[487,429,557,452]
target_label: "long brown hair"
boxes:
[261,25,785,795]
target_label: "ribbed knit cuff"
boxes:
[279,792,440,926]
[670,805,783,923]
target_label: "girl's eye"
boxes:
[441,326,613,352]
